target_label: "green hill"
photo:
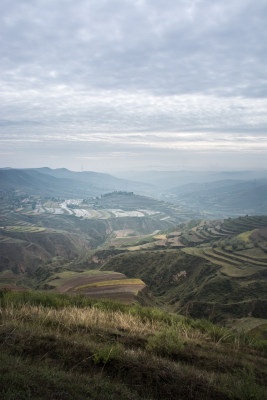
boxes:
[100,216,267,322]
[1,211,267,324]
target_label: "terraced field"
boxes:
[48,270,146,304]
[3,226,45,233]
[221,216,267,234]
[182,246,267,277]
[212,247,267,266]
[0,269,21,288]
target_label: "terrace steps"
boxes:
[212,248,267,267]
[202,249,240,266]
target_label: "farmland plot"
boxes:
[50,270,146,304]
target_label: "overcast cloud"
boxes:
[0,0,267,172]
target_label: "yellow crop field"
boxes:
[75,278,144,290]
[237,229,257,242]
[128,242,155,251]
[153,234,167,240]
[4,226,45,233]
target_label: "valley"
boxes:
[1,185,267,328]
[1,168,267,399]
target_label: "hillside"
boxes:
[0,229,89,274]
[1,193,267,399]
[166,179,267,217]
[37,167,153,194]
[101,216,267,323]
[1,176,267,332]
[0,290,266,400]
[0,190,197,300]
[1,205,267,325]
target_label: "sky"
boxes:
[1,0,267,173]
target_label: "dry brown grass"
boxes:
[2,304,161,336]
[1,291,267,400]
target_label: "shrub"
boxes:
[146,328,184,358]
[226,366,267,400]
[93,344,122,365]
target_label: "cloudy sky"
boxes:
[1,0,267,172]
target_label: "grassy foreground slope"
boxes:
[0,290,266,400]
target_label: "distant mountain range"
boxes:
[116,169,267,190]
[0,167,154,198]
[1,167,267,216]
[166,178,267,216]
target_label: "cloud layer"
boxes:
[1,0,267,171]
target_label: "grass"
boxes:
[128,243,155,251]
[146,328,184,357]
[75,278,144,290]
[154,234,167,240]
[220,264,261,278]
[238,247,267,259]
[0,352,142,400]
[249,324,267,340]
[0,290,266,400]
[238,229,257,242]
[228,318,267,336]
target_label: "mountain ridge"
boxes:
[0,167,154,198]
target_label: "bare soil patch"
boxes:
[168,237,184,247]
[114,230,136,237]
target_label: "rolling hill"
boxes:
[0,168,153,198]
[0,176,267,399]
[1,167,267,332]
[2,167,267,217]
[166,178,267,217]
[99,215,267,322]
